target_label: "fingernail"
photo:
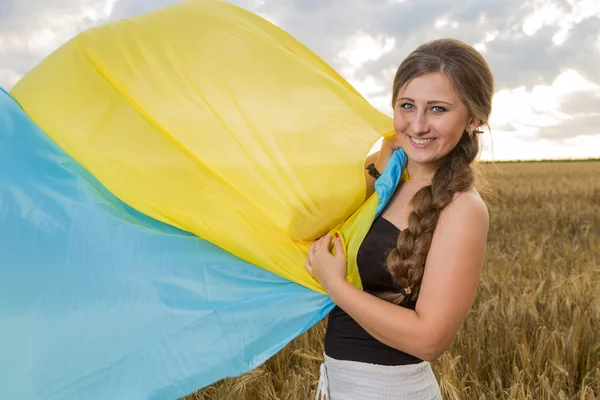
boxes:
[335,233,339,239]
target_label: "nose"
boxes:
[410,110,429,135]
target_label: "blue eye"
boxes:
[399,103,446,113]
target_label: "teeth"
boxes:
[411,136,434,144]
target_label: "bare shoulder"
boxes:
[461,189,488,221]
[445,188,488,226]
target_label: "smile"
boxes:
[408,135,437,147]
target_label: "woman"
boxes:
[305,38,493,399]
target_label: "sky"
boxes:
[1,0,599,161]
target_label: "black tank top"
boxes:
[324,214,423,365]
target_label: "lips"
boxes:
[410,137,434,144]
[408,135,437,146]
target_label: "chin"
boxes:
[403,147,440,165]
[411,155,439,166]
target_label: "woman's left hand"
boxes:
[305,232,347,292]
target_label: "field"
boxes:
[186,161,600,400]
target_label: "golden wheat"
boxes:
[185,161,600,400]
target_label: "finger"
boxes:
[321,233,332,250]
[308,246,315,265]
[313,237,324,254]
[314,236,323,248]
[334,233,344,257]
[316,236,326,248]
[305,256,312,275]
[327,232,336,251]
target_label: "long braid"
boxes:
[379,132,480,305]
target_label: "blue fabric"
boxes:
[0,88,334,400]
[0,87,406,400]
[375,148,408,218]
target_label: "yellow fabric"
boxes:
[10,0,396,294]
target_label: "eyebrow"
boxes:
[399,97,453,105]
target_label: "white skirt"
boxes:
[315,353,442,400]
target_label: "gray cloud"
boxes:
[109,0,179,20]
[485,16,600,90]
[557,89,600,116]
[266,0,600,91]
[553,16,600,85]
[492,122,519,133]
[535,90,600,140]
[536,112,600,142]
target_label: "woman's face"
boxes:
[393,72,476,167]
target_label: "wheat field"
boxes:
[185,161,600,400]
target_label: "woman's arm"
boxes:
[325,191,489,362]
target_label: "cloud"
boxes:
[0,0,119,50]
[0,68,21,88]
[538,90,600,140]
[0,0,119,89]
[522,0,600,45]
[488,69,600,141]
[108,0,177,20]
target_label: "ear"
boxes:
[468,118,481,133]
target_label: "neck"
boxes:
[406,159,439,184]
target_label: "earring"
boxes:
[468,128,483,138]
